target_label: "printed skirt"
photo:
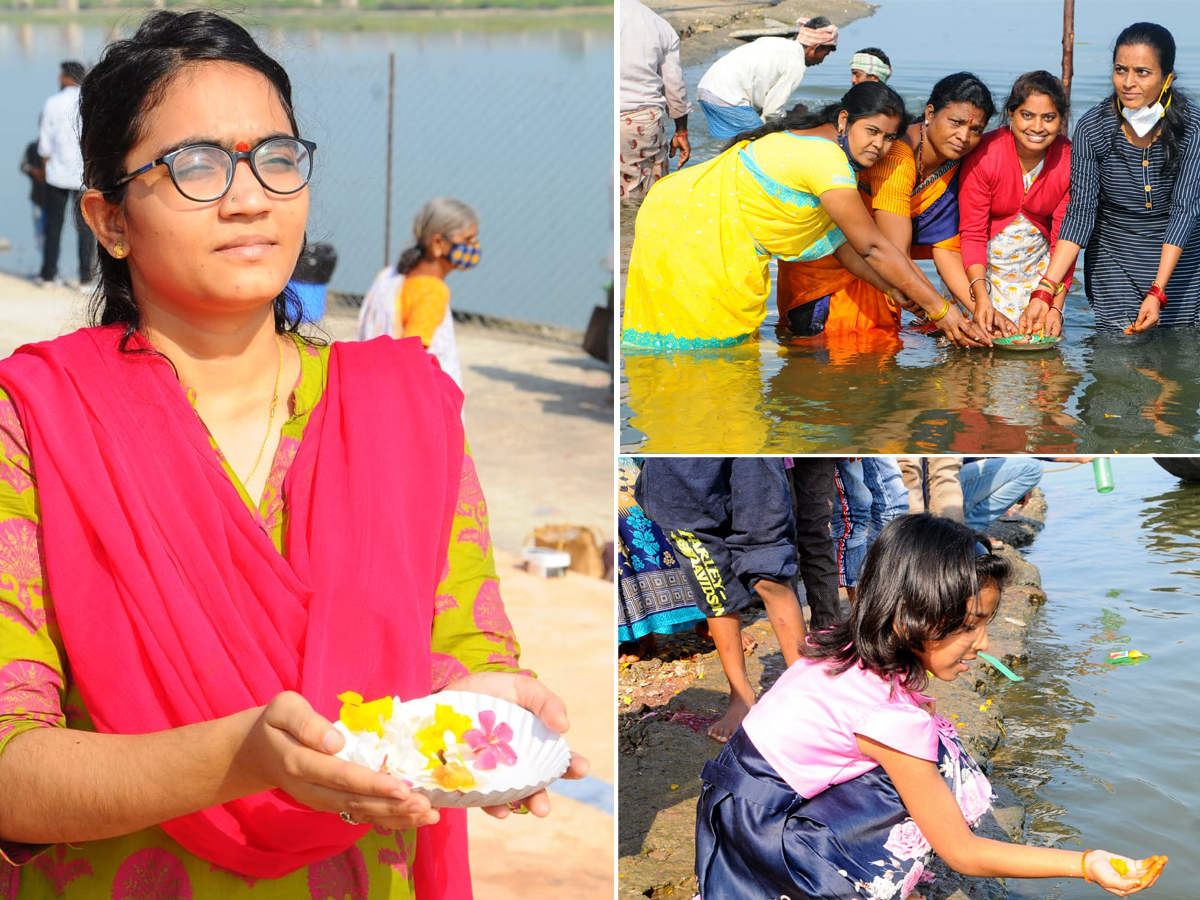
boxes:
[696,719,993,900]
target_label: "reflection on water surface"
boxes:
[622,298,1200,452]
[989,460,1197,899]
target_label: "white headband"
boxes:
[850,52,892,83]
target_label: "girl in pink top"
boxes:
[695,513,1166,900]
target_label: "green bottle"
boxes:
[1093,457,1114,493]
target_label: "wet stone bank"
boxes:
[618,493,1050,900]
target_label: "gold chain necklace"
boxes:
[241,334,284,487]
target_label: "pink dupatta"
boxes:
[0,325,471,898]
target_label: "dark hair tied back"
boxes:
[396,245,424,275]
[724,81,908,152]
[1109,22,1188,175]
[926,71,996,124]
[80,10,305,340]
[801,513,1012,693]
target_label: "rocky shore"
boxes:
[617,491,1050,900]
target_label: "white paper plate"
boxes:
[334,690,572,809]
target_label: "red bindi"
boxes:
[235,141,250,153]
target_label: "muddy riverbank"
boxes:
[617,492,1050,900]
[645,0,876,68]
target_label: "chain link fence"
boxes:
[270,25,614,331]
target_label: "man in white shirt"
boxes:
[619,0,691,200]
[696,16,839,142]
[38,60,96,288]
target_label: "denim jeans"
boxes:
[960,458,1044,531]
[863,457,909,539]
[832,460,870,588]
[833,458,910,587]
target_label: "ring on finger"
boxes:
[507,801,530,815]
[340,810,361,826]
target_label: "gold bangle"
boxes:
[1081,850,1094,883]
[927,297,950,321]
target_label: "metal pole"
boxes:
[384,51,395,268]
[1062,0,1075,99]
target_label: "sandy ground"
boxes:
[0,271,616,900]
[617,495,1049,900]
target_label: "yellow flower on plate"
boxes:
[337,691,394,738]
[432,760,478,790]
[416,704,474,762]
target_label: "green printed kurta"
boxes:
[0,335,525,899]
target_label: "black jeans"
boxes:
[41,185,96,282]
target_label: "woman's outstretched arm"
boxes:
[821,188,989,347]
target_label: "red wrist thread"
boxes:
[1029,288,1055,306]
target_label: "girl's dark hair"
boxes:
[802,513,1012,693]
[80,10,305,339]
[1004,70,1070,124]
[855,46,891,67]
[724,81,908,151]
[926,71,996,124]
[1108,22,1189,175]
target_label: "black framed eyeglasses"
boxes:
[114,136,317,203]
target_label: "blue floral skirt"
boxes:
[696,721,993,900]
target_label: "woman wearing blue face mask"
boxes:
[1022,22,1200,335]
[358,197,480,387]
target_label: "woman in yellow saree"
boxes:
[621,82,987,351]
[776,73,995,338]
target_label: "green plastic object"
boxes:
[1093,457,1115,493]
[992,334,1061,351]
[1105,649,1150,666]
[977,652,1024,682]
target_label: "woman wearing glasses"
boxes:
[0,11,582,898]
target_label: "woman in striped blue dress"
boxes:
[1020,22,1200,335]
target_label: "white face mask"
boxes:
[1122,102,1165,137]
[1121,76,1173,138]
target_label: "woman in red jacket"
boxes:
[959,71,1075,336]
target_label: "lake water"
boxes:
[0,17,613,330]
[989,458,1198,900]
[620,0,1200,452]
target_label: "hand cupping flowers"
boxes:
[332,689,570,808]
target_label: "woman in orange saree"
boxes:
[777,72,995,340]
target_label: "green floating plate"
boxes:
[977,651,1024,681]
[992,334,1062,351]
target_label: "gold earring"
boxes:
[112,242,125,259]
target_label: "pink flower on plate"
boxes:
[883,819,931,862]
[462,710,518,770]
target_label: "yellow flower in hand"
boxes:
[415,705,474,763]
[337,691,394,738]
